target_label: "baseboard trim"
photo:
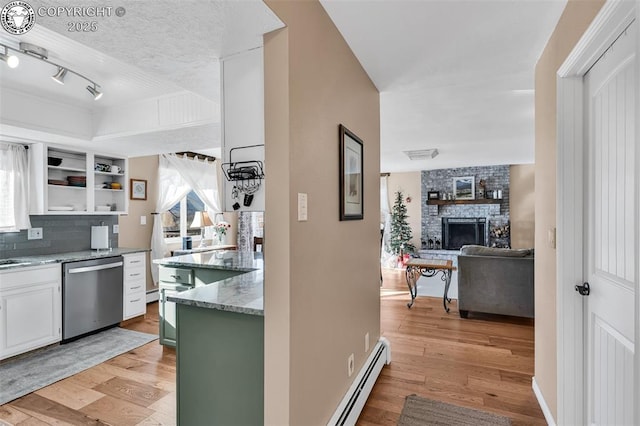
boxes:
[146,289,159,303]
[532,377,556,426]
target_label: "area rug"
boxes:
[398,394,512,426]
[0,327,158,405]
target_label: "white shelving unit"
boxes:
[29,143,129,215]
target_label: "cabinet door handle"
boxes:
[130,260,141,264]
[131,298,141,302]
[130,273,141,277]
[131,285,141,290]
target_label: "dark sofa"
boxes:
[457,245,534,318]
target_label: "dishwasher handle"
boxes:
[68,261,123,274]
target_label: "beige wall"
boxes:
[118,155,158,292]
[263,1,381,424]
[509,164,535,249]
[534,0,605,418]
[387,172,422,249]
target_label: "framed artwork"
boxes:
[453,176,475,200]
[427,191,440,200]
[339,124,364,220]
[130,179,147,200]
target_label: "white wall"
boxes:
[221,48,265,212]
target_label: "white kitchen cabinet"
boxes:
[123,252,146,320]
[29,143,129,215]
[0,264,62,360]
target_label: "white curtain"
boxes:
[0,143,31,231]
[380,176,395,268]
[162,153,222,213]
[150,153,223,284]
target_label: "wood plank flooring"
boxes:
[358,268,544,426]
[0,269,543,425]
[0,303,175,426]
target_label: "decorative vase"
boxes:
[215,233,226,245]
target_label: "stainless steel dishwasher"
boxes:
[62,256,123,342]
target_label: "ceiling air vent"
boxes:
[403,149,438,160]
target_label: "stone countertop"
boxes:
[157,251,264,317]
[0,248,149,271]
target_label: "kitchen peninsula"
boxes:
[155,250,264,425]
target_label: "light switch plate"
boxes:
[548,228,556,249]
[140,215,147,225]
[113,224,119,234]
[298,193,308,221]
[27,228,43,240]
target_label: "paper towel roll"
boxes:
[91,226,109,249]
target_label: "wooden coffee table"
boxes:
[405,258,456,312]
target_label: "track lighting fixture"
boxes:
[51,67,67,85]
[0,46,19,68]
[86,84,103,100]
[0,42,102,100]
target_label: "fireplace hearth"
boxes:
[442,217,487,250]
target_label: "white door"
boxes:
[584,20,636,425]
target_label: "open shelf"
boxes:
[48,184,86,190]
[426,199,501,206]
[94,171,125,176]
[48,165,86,173]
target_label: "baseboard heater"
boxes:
[327,337,391,426]
[146,289,159,303]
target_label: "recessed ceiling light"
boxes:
[403,149,438,160]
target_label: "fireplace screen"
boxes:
[442,217,487,250]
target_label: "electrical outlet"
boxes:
[113,224,119,234]
[27,228,43,240]
[347,353,355,377]
[365,332,370,353]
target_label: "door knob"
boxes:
[575,282,590,296]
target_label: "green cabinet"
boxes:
[159,265,245,347]
[176,303,264,425]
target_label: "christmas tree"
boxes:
[389,191,416,256]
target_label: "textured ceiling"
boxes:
[320,0,567,172]
[28,0,283,101]
[0,0,283,156]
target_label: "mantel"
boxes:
[426,199,501,206]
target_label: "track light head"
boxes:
[86,84,103,100]
[0,47,18,68]
[51,67,67,85]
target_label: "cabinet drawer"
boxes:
[124,280,145,295]
[124,266,145,283]
[124,252,146,268]
[159,267,193,285]
[0,264,61,291]
[124,294,146,319]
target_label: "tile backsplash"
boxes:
[0,215,118,258]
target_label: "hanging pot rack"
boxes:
[221,145,265,199]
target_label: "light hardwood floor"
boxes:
[0,270,543,425]
[359,268,544,425]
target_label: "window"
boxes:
[162,190,205,241]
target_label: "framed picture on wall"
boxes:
[339,124,364,220]
[427,191,440,200]
[453,176,475,200]
[130,179,147,200]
